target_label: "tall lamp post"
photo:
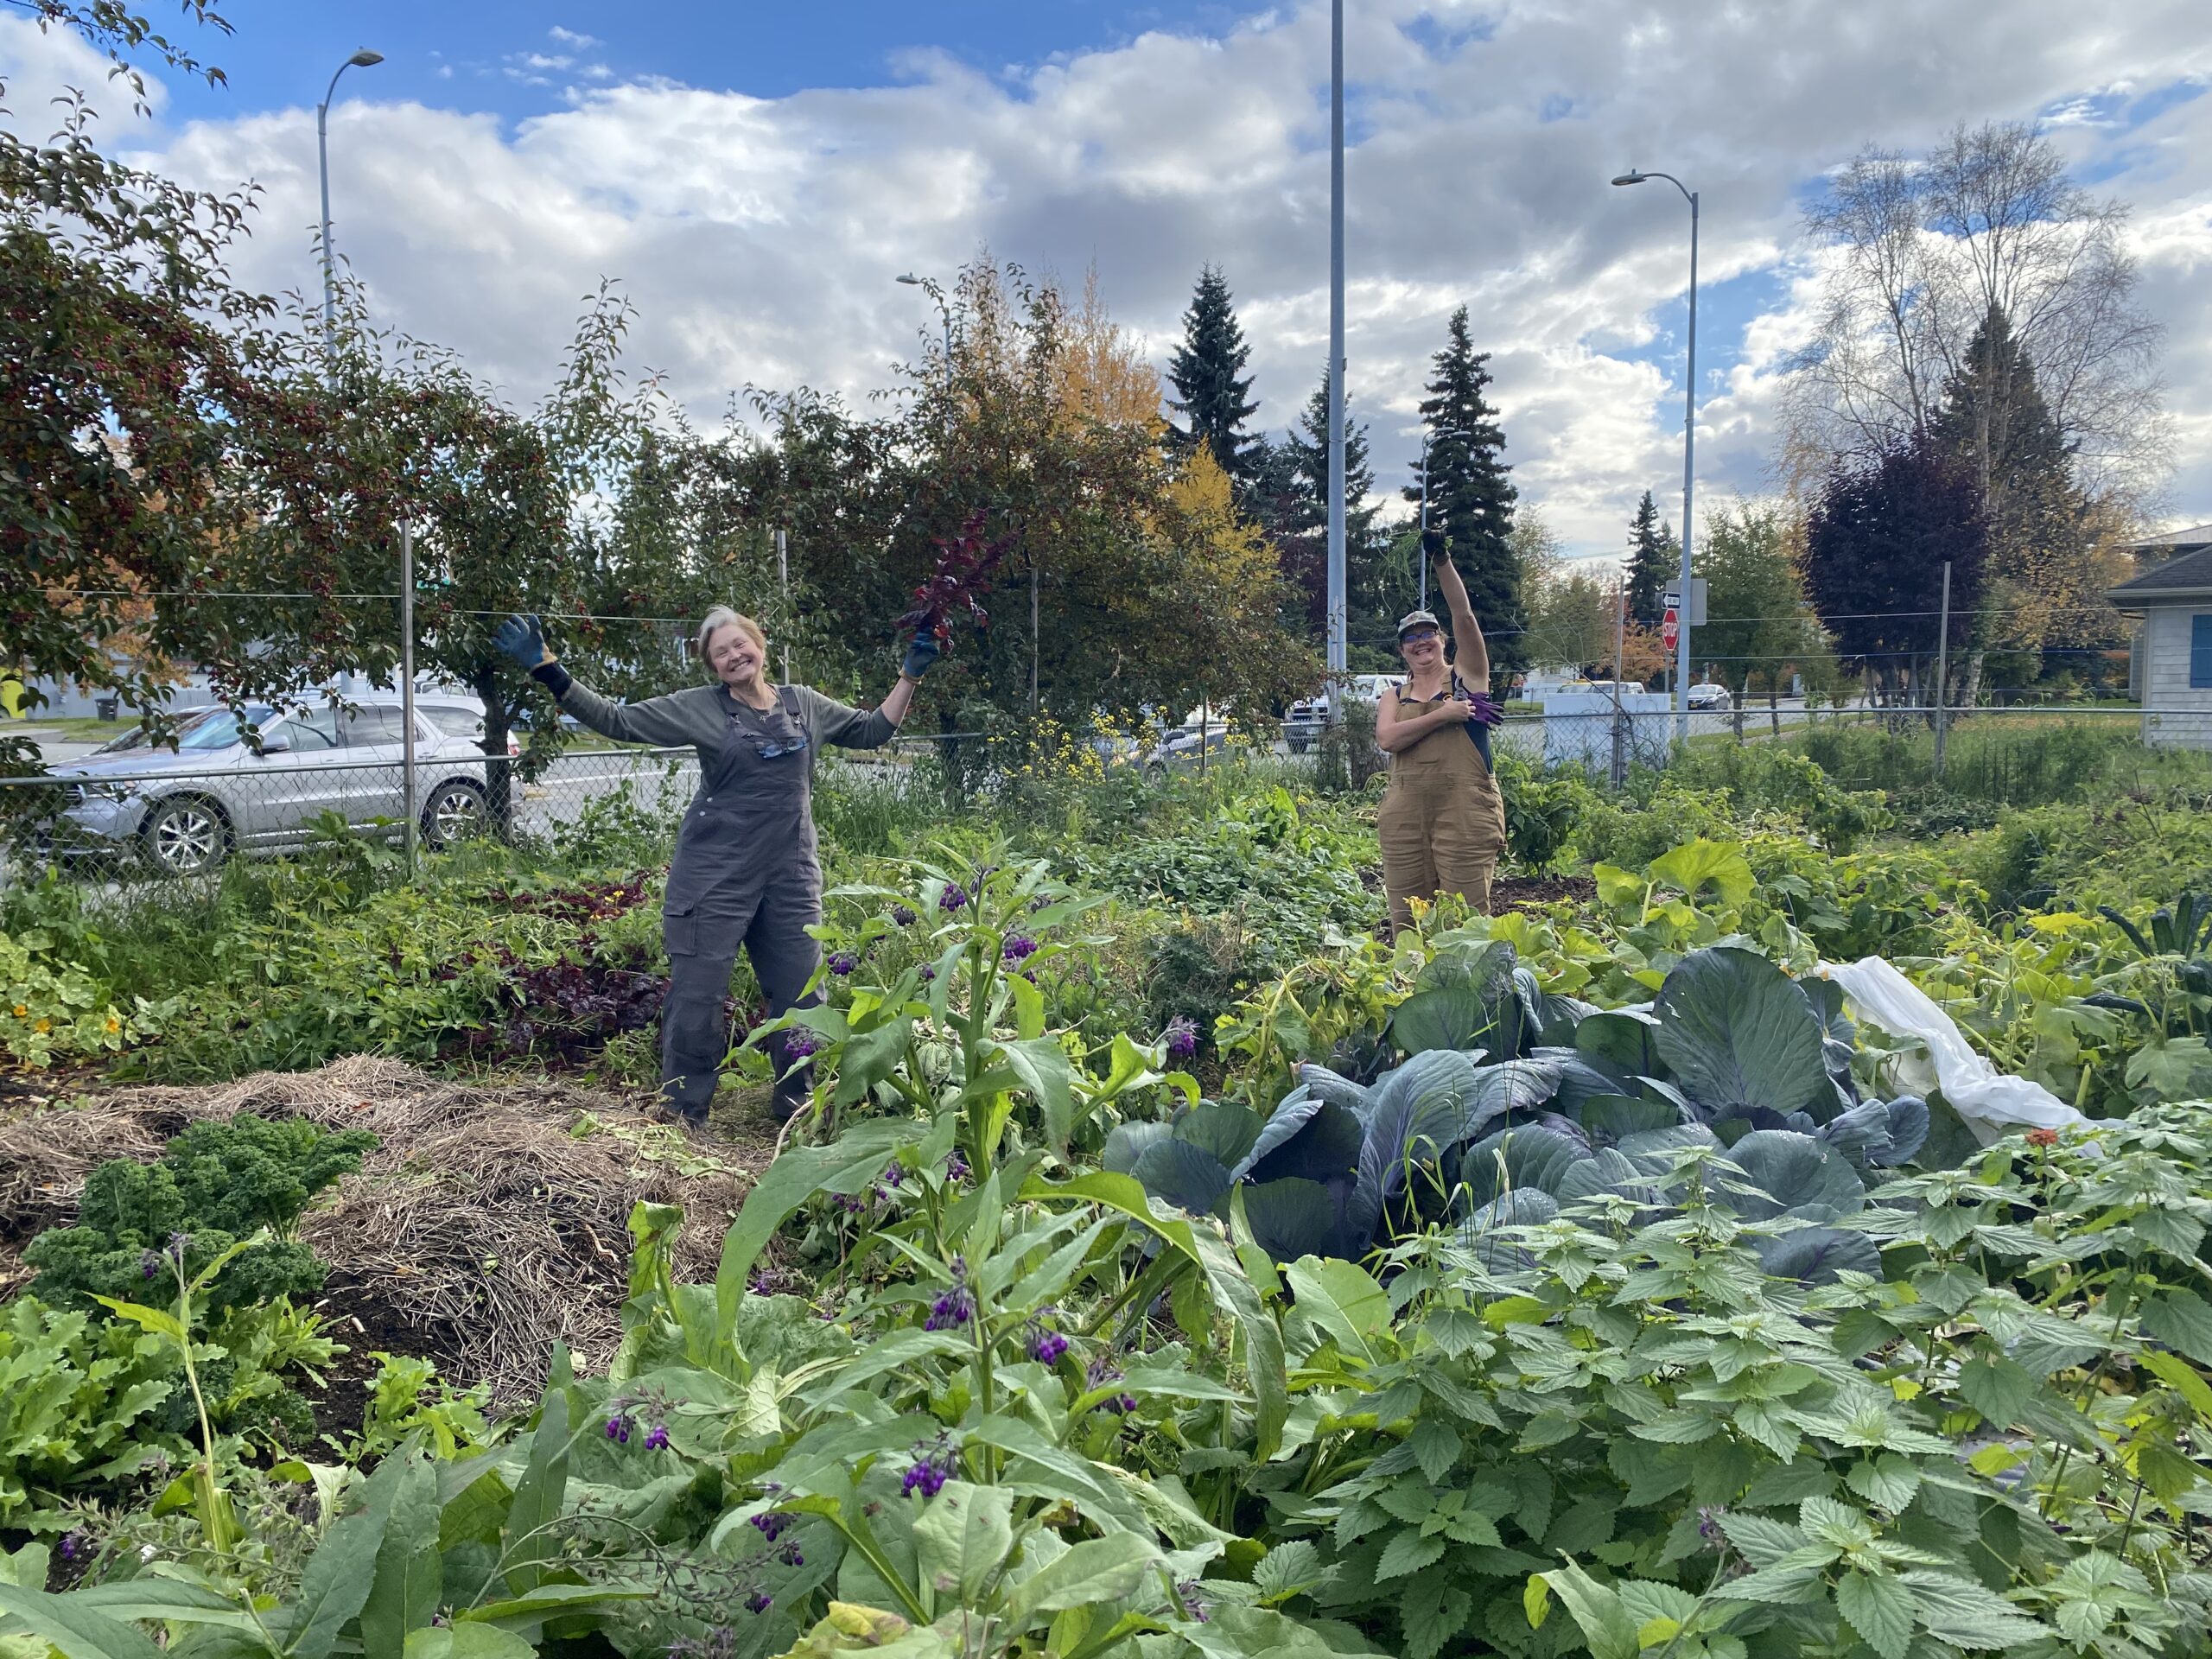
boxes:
[318,48,384,355]
[1325,0,1347,684]
[1611,168,1698,748]
[1415,432,1431,614]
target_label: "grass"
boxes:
[3,716,132,742]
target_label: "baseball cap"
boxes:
[1397,609,1442,639]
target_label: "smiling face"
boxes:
[706,620,768,691]
[1398,625,1445,674]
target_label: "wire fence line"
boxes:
[0,697,2197,898]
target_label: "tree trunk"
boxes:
[1769,677,1781,736]
[1957,647,1985,713]
[470,665,519,838]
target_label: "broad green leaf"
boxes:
[1002,1533,1158,1626]
[1653,947,1829,1120]
[1714,1512,1803,1568]
[1846,1455,1923,1514]
[1956,1351,2036,1428]
[834,1015,915,1109]
[1896,1570,2047,1649]
[360,1452,442,1656]
[1535,1560,1637,1659]
[1375,1532,1446,1581]
[501,1389,569,1596]
[0,1583,168,1659]
[997,1036,1077,1155]
[2140,1290,2212,1367]
[1647,839,1755,907]
[287,1438,411,1658]
[913,1484,1016,1613]
[1837,1569,1914,1659]
[2140,1350,2212,1422]
[1285,1257,1389,1366]
[456,1584,657,1631]
[403,1628,536,1659]
[715,1121,912,1342]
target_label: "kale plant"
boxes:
[25,1113,375,1316]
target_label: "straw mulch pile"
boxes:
[0,1056,778,1407]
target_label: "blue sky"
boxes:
[10,1,2209,556]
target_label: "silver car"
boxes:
[48,694,505,876]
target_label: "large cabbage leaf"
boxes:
[1389,938,1521,1056]
[1652,947,1831,1122]
[1721,1129,1865,1220]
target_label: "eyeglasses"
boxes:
[1400,628,1442,645]
[753,734,810,760]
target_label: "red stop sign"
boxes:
[1662,607,1679,652]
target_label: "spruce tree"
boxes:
[1404,306,1524,673]
[1624,490,1673,626]
[1166,265,1261,487]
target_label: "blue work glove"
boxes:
[900,634,942,680]
[494,613,551,671]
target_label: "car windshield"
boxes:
[174,706,275,751]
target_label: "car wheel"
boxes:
[141,796,227,877]
[422,779,489,849]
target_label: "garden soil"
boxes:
[0,1057,779,1412]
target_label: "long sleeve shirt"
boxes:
[531,664,897,760]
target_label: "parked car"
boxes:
[1282,676,1406,752]
[46,691,505,876]
[1688,682,1733,711]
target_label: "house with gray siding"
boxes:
[2109,524,2212,750]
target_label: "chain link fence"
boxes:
[0,695,2193,896]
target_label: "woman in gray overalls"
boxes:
[494,607,938,1122]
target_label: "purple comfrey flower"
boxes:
[751,1510,794,1543]
[783,1027,823,1061]
[925,1256,976,1331]
[944,1150,970,1184]
[1086,1356,1138,1414]
[901,1433,959,1499]
[891,904,917,927]
[777,1541,804,1567]
[918,963,936,982]
[745,1592,772,1615]
[1163,1015,1199,1062]
[748,1266,804,1296]
[1177,1581,1210,1624]
[58,1531,83,1562]
[827,952,858,977]
[1027,1318,1068,1365]
[643,1424,670,1452]
[938,883,969,913]
[1001,935,1038,963]
[1697,1506,1726,1545]
[166,1231,192,1262]
[139,1249,162,1281]
[606,1412,634,1445]
[832,1192,869,1216]
[881,1162,905,1188]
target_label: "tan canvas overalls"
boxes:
[1377,674,1508,933]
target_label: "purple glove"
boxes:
[1466,692,1503,728]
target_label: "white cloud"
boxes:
[10,0,2212,554]
[549,27,602,49]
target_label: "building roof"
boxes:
[2121,522,2212,552]
[2109,543,2212,605]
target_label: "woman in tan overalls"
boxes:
[1376,534,1507,934]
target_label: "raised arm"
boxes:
[1425,532,1491,686]
[495,613,704,748]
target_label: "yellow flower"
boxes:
[105,1015,122,1033]
[10,1004,24,1018]
[34,1018,51,1033]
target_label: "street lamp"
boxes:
[318,48,384,357]
[1611,167,1699,748]
[1416,432,1431,614]
[895,272,952,372]
[1325,0,1347,684]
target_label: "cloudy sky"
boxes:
[5,0,2209,560]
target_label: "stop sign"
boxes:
[1662,607,1679,652]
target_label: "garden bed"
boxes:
[0,1056,776,1407]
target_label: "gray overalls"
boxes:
[540,671,896,1117]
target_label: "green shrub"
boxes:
[0,1294,177,1522]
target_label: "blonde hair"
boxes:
[696,607,769,683]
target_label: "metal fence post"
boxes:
[1932,559,1952,783]
[400,519,418,879]
[775,528,791,684]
